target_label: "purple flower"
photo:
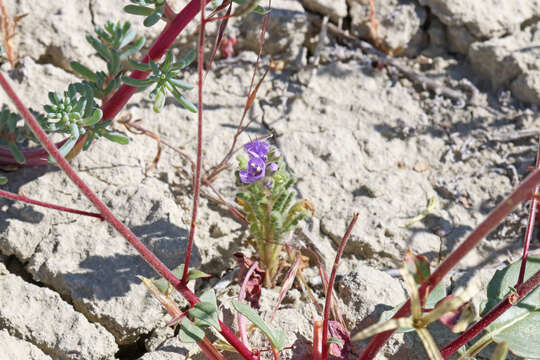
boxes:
[267,162,278,174]
[244,140,269,160]
[239,157,266,184]
[272,149,280,158]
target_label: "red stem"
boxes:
[516,141,540,286]
[440,268,540,358]
[181,0,205,283]
[0,188,103,220]
[322,213,358,360]
[0,0,210,165]
[357,168,540,360]
[0,70,256,360]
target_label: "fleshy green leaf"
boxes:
[127,59,152,72]
[153,88,166,113]
[166,83,197,113]
[190,301,220,329]
[102,131,129,145]
[232,300,286,350]
[121,37,145,59]
[70,62,97,82]
[231,0,266,15]
[179,317,205,343]
[122,76,155,87]
[143,10,162,27]
[7,142,25,164]
[48,137,78,164]
[124,4,154,16]
[171,49,196,70]
[86,34,111,60]
[0,176,7,185]
[82,109,103,126]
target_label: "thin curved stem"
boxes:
[322,213,358,360]
[0,189,103,220]
[181,0,205,284]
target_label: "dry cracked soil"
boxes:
[0,0,539,359]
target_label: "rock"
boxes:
[138,337,198,360]
[235,0,308,62]
[347,0,428,56]
[0,329,53,360]
[468,23,540,102]
[419,0,540,54]
[298,0,348,23]
[0,273,117,360]
[511,70,540,105]
[0,254,7,275]
[4,1,99,71]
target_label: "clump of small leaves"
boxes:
[235,139,314,287]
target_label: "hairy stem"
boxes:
[0,71,256,360]
[357,168,540,359]
[322,213,358,360]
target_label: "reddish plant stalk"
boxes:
[441,268,540,358]
[517,140,540,286]
[0,189,104,220]
[322,213,358,360]
[181,0,205,283]
[358,168,540,360]
[0,72,256,360]
[0,0,211,165]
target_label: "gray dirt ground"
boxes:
[0,0,539,359]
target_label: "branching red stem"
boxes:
[357,168,540,359]
[0,65,256,360]
[322,213,358,360]
[0,188,104,220]
[441,268,540,358]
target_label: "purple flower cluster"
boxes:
[239,140,278,184]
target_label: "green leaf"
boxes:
[70,62,97,82]
[0,176,7,185]
[121,37,145,59]
[153,88,166,113]
[168,78,194,90]
[124,4,154,16]
[82,109,103,126]
[122,76,155,87]
[86,34,111,60]
[483,256,540,358]
[187,269,211,281]
[102,131,129,145]
[191,299,220,329]
[7,142,25,164]
[143,10,162,27]
[107,49,121,76]
[127,59,152,72]
[118,27,136,49]
[179,317,205,343]
[171,50,196,70]
[166,82,197,113]
[48,137,78,164]
[232,300,286,350]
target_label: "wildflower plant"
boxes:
[235,139,314,286]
